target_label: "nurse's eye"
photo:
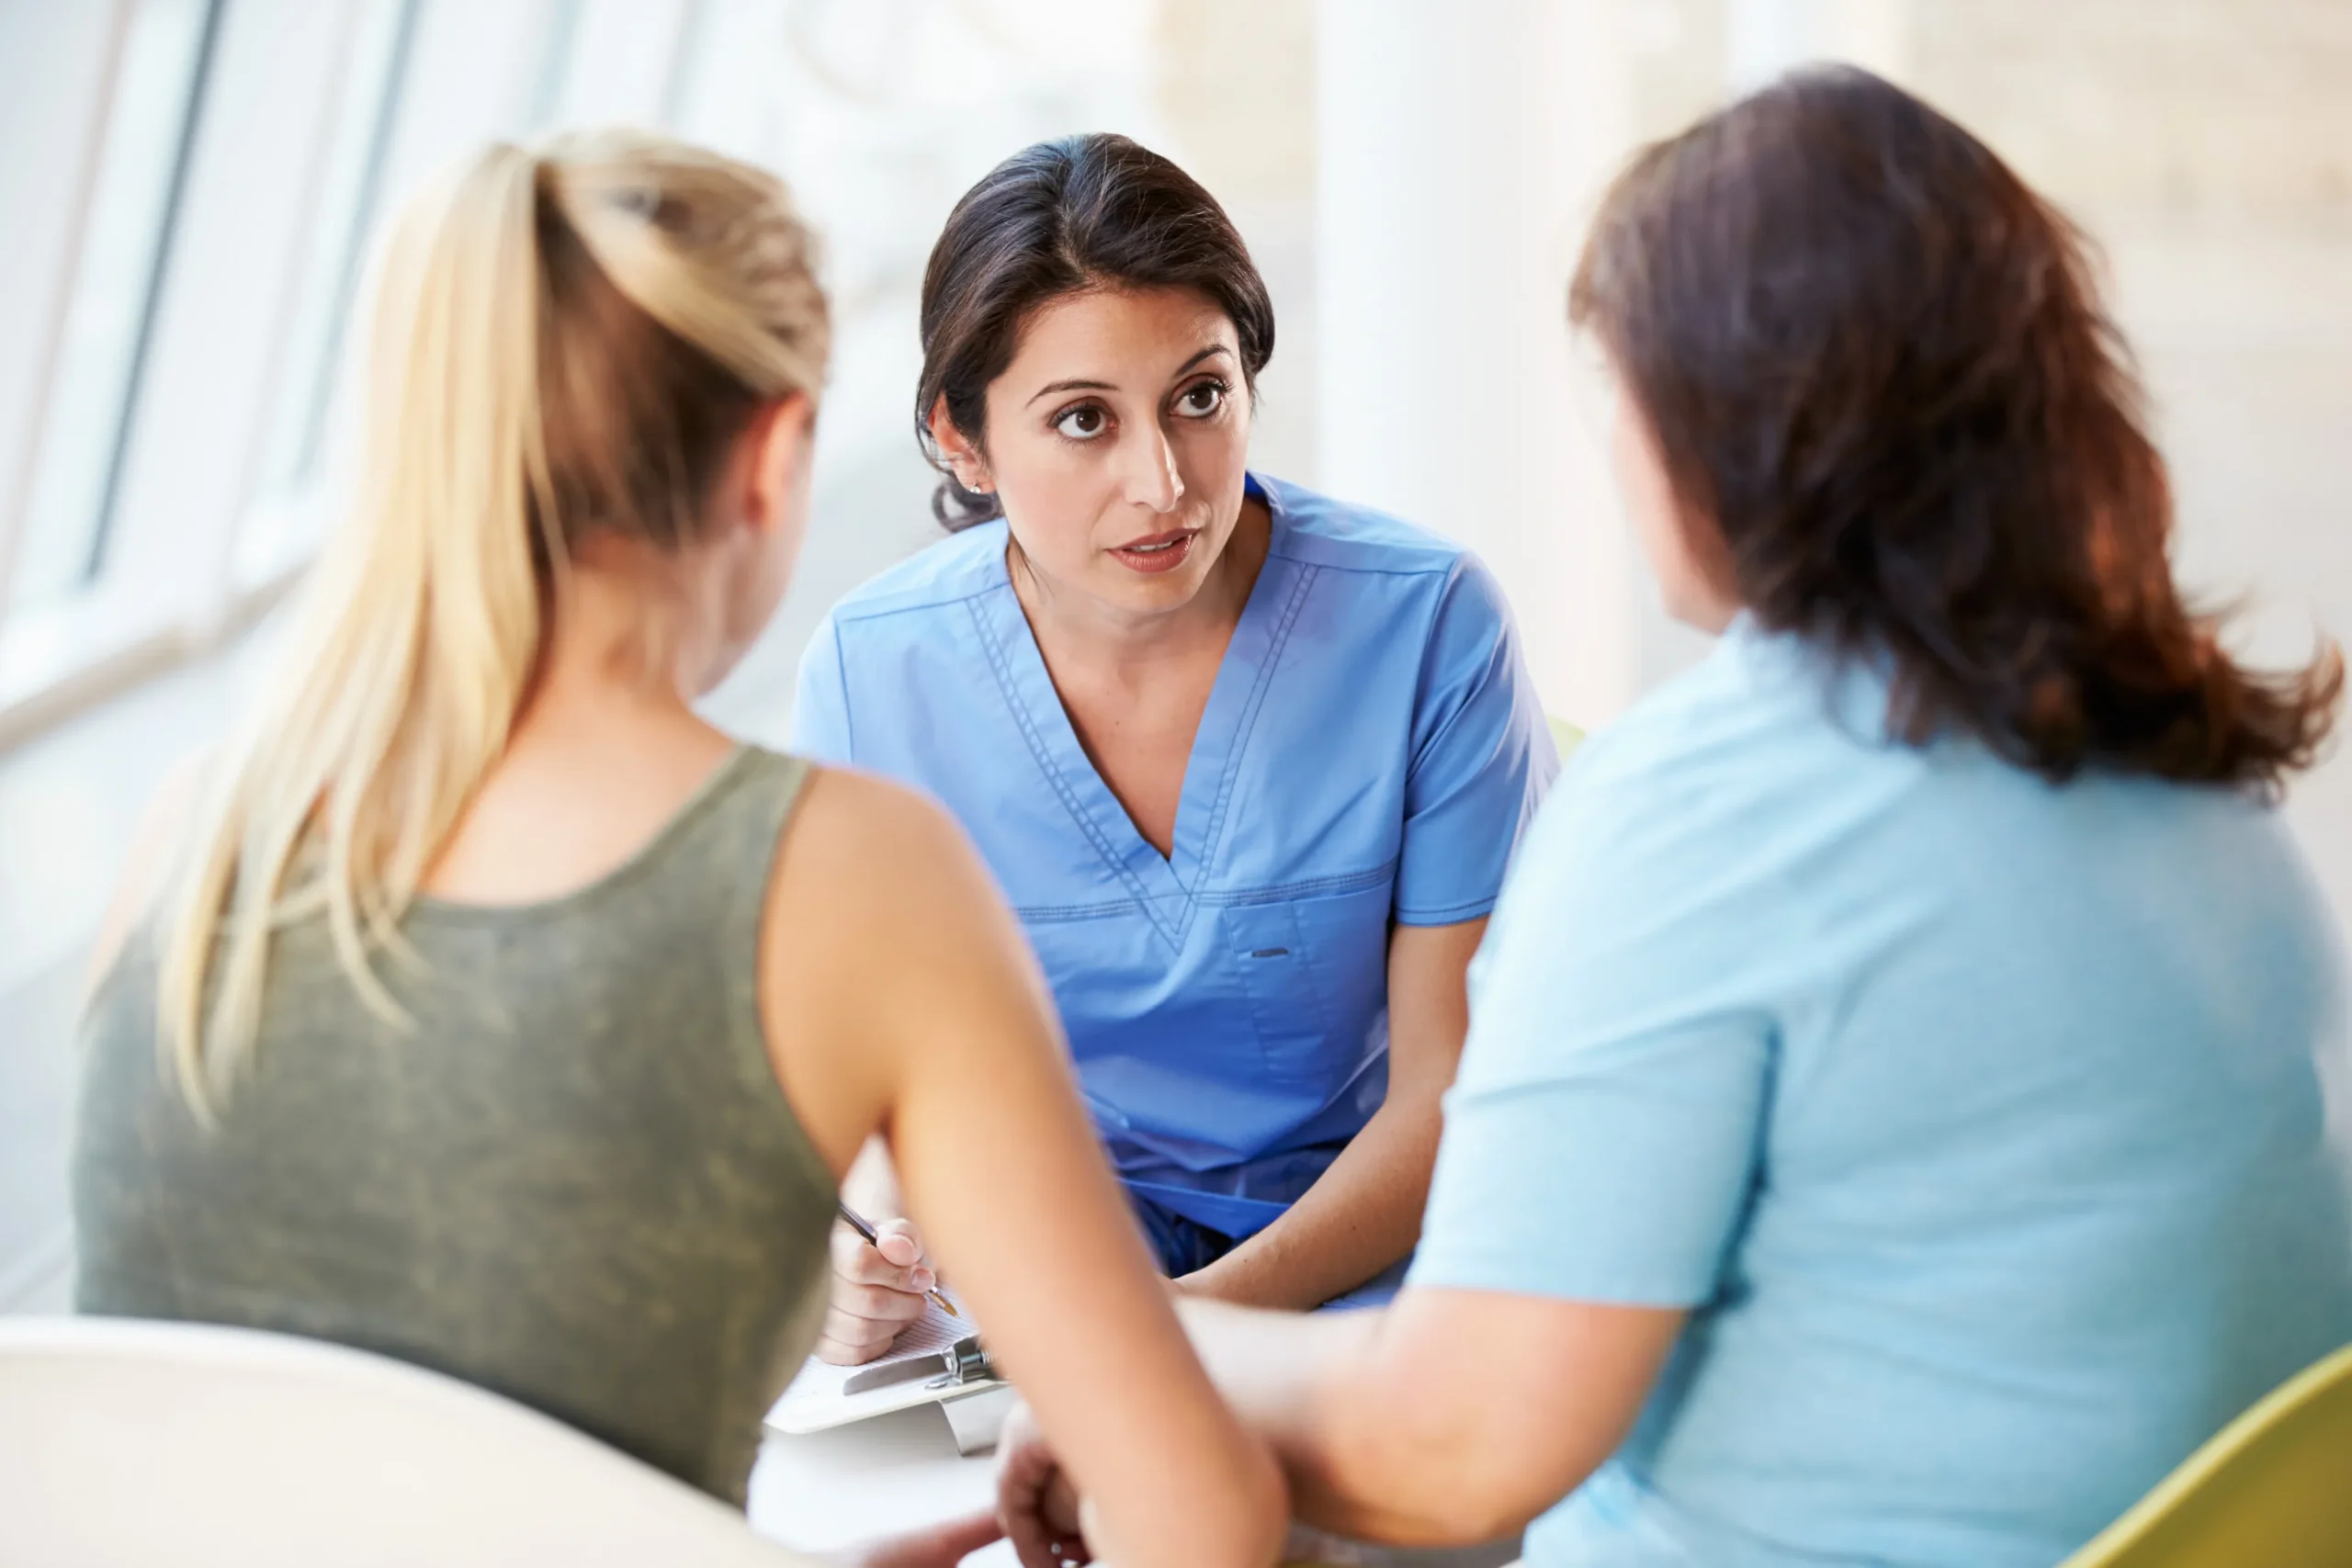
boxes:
[1172,378,1229,419]
[1053,402,1112,442]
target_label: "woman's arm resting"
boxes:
[767,772,1286,1568]
[1180,919,1485,1308]
[1184,1287,1683,1546]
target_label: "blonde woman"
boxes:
[69,130,1283,1568]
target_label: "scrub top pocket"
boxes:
[1225,883,1392,1088]
[1023,913,1272,1115]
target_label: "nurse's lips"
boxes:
[1108,527,1198,575]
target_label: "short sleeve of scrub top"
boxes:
[788,474,1557,1246]
[1396,554,1558,925]
[790,618,854,763]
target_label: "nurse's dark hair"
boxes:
[915,133,1274,531]
[1571,64,2339,794]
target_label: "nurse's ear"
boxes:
[926,396,995,496]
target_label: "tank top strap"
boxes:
[667,744,816,942]
[620,743,824,1117]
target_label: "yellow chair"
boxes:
[2061,1342,2352,1568]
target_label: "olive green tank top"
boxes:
[73,747,836,1506]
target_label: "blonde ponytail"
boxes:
[158,130,830,1115]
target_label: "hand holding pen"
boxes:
[819,1201,956,1366]
[838,1200,958,1316]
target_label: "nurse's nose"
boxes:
[1121,423,1185,515]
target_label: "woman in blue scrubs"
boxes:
[792,133,1554,1354]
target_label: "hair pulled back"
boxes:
[160,130,830,1113]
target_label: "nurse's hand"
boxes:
[818,1215,938,1365]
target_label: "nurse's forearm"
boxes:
[1180,918,1484,1309]
[1176,1090,1441,1308]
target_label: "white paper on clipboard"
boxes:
[764,1290,1006,1435]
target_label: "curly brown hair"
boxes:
[1570,64,2339,793]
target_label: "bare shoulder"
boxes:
[756,761,1046,1168]
[780,763,973,874]
[770,764,1021,943]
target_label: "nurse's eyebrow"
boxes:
[1023,344,1234,407]
[1170,344,1233,375]
[1028,378,1115,406]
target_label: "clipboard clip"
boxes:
[839,1334,997,1396]
[924,1334,996,1389]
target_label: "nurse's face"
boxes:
[936,285,1253,618]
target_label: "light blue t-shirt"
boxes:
[1411,619,2352,1568]
[794,475,1555,1246]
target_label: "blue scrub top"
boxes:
[792,474,1556,1241]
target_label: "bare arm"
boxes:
[1172,1288,1679,1544]
[1001,1287,1679,1563]
[764,769,1286,1568]
[1181,919,1485,1309]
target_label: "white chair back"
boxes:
[0,1315,816,1567]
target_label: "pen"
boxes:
[836,1200,960,1318]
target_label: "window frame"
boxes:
[0,0,138,637]
[0,0,702,753]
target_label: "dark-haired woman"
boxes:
[791,133,1555,1352]
[994,67,2352,1568]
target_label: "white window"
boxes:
[7,0,220,615]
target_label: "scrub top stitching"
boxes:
[963,558,1321,952]
[1164,558,1318,945]
[1015,861,1398,923]
[966,592,1182,945]
[1194,858,1395,908]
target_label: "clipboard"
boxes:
[764,1290,1014,1453]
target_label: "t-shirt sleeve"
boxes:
[1407,752,1773,1306]
[788,616,854,764]
[1392,557,1559,926]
